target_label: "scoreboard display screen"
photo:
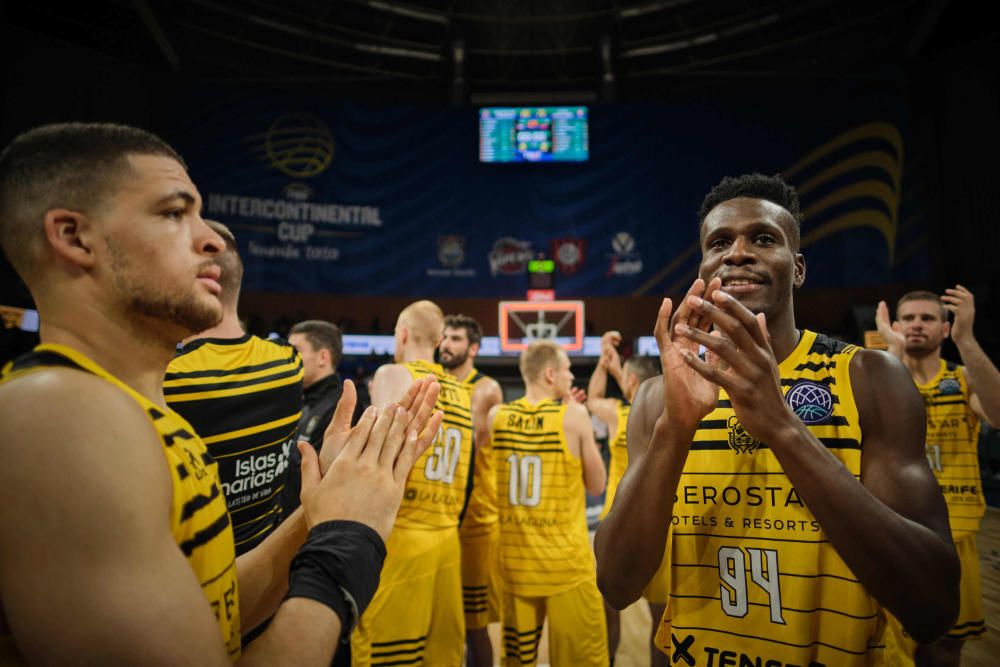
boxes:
[479,107,589,163]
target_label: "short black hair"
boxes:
[0,123,185,280]
[624,356,659,383]
[290,320,343,367]
[699,173,802,248]
[443,314,483,346]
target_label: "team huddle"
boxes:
[0,123,997,667]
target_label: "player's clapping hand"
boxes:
[653,278,722,435]
[673,287,794,444]
[566,386,588,404]
[875,300,904,358]
[942,284,976,346]
[300,385,444,539]
[319,376,439,472]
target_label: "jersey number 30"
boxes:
[425,426,462,483]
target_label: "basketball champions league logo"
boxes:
[785,380,834,425]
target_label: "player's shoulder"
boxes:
[373,362,413,386]
[0,366,164,465]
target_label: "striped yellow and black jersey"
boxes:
[459,367,499,537]
[918,359,983,536]
[492,398,594,597]
[655,330,884,666]
[165,334,303,554]
[0,344,241,659]
[396,360,474,530]
[598,399,630,520]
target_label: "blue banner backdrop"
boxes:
[170,83,928,297]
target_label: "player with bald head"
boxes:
[355,300,475,665]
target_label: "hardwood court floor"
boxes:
[487,507,1000,666]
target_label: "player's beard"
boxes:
[439,348,468,370]
[107,237,222,340]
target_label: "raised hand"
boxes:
[875,300,904,358]
[673,288,793,444]
[654,278,722,434]
[319,376,440,472]
[565,386,588,404]
[300,401,444,539]
[942,285,976,345]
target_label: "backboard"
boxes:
[498,300,585,352]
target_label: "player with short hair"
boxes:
[0,122,442,665]
[165,220,304,556]
[356,300,475,666]
[439,313,505,667]
[489,339,607,666]
[586,331,664,666]
[282,319,368,519]
[596,173,960,665]
[876,287,1000,665]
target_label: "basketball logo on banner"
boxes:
[265,113,335,178]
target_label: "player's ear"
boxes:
[44,209,97,269]
[792,253,806,288]
[545,365,556,385]
[942,320,951,339]
[469,342,480,358]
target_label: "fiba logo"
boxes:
[265,113,334,178]
[612,232,635,254]
[785,381,834,425]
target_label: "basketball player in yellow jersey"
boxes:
[0,123,442,665]
[586,331,664,666]
[876,288,1000,666]
[358,300,475,666]
[596,173,960,666]
[439,314,505,667]
[489,340,608,666]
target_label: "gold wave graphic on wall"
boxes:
[635,121,903,296]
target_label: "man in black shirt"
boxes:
[282,320,368,516]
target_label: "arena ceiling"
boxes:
[3,1,992,101]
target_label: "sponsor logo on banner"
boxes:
[427,235,476,278]
[551,238,586,275]
[489,238,534,276]
[607,232,643,276]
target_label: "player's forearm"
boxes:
[768,424,959,643]
[595,418,691,608]
[956,337,1000,426]
[583,446,607,496]
[587,363,609,402]
[238,597,341,666]
[236,507,310,629]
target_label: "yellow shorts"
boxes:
[461,525,502,630]
[351,526,464,666]
[501,579,608,667]
[883,532,984,664]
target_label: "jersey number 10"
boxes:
[507,454,543,507]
